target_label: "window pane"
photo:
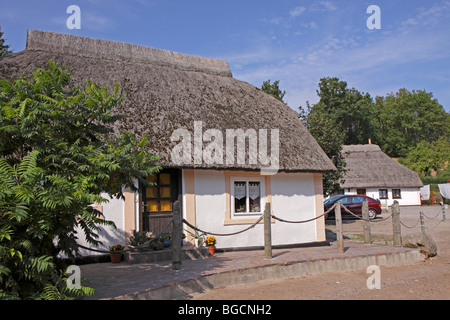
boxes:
[160,173,171,185]
[160,200,172,212]
[249,182,261,212]
[160,186,171,198]
[146,175,157,183]
[234,181,247,213]
[338,197,351,204]
[146,187,158,198]
[353,196,363,203]
[235,197,247,213]
[146,200,158,212]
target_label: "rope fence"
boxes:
[75,198,447,268]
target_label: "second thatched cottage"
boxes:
[339,144,423,207]
[0,30,336,252]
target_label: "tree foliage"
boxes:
[261,79,286,102]
[0,29,12,57]
[0,61,160,299]
[299,76,449,194]
[398,137,450,176]
[374,88,449,158]
[300,101,346,196]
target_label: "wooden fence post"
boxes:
[264,202,272,259]
[420,211,426,233]
[392,200,402,247]
[335,203,344,253]
[362,200,372,244]
[172,200,182,270]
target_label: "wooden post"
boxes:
[264,202,272,259]
[362,200,371,244]
[420,211,426,233]
[335,203,344,253]
[172,200,182,270]
[392,200,402,247]
[443,205,447,222]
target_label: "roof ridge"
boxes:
[26,30,232,77]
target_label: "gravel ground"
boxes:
[191,205,450,300]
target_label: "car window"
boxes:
[324,195,341,204]
[352,196,363,203]
[337,197,351,204]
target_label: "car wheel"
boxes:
[368,209,377,220]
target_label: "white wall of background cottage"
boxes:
[344,187,421,206]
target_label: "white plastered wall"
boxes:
[192,170,319,249]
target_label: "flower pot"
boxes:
[110,253,122,263]
[208,246,216,255]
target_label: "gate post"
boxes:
[335,203,344,253]
[264,202,272,259]
[362,200,372,244]
[420,211,426,233]
[172,200,182,270]
[392,200,402,247]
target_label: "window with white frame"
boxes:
[231,177,265,216]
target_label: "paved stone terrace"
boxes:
[80,241,423,300]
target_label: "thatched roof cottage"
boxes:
[0,30,336,251]
[340,144,423,206]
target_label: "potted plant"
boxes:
[205,236,216,255]
[194,230,206,248]
[109,244,124,263]
[161,232,172,247]
[129,230,153,251]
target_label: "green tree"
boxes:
[0,61,160,299]
[300,101,346,196]
[0,29,12,57]
[261,79,286,102]
[374,88,449,157]
[399,137,450,176]
[315,77,378,145]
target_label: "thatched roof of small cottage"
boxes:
[341,144,423,188]
[0,30,336,173]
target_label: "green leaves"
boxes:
[0,60,160,299]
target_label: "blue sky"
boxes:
[1,0,450,112]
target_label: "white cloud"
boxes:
[289,6,306,18]
[310,1,337,12]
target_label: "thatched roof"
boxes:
[0,30,336,173]
[341,144,423,188]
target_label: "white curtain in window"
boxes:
[438,184,450,199]
[234,182,246,200]
[420,185,430,200]
[248,182,260,200]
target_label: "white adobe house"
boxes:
[1,30,336,253]
[339,144,423,207]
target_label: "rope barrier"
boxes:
[399,216,420,229]
[75,201,446,256]
[422,208,442,220]
[271,203,338,224]
[182,216,263,237]
[339,204,393,222]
